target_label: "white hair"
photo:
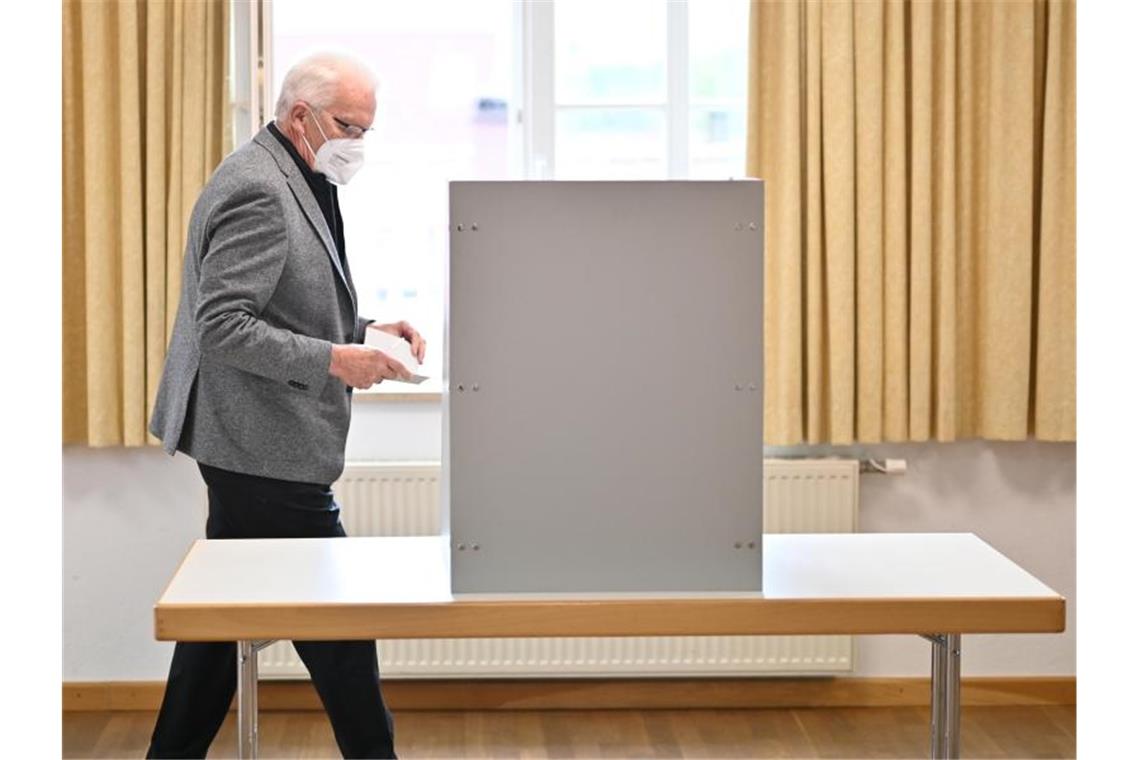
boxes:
[274,52,378,122]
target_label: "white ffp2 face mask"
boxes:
[303,107,366,185]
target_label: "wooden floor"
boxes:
[63,705,1075,759]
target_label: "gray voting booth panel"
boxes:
[446,181,764,593]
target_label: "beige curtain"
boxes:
[747,0,1075,445]
[63,0,230,446]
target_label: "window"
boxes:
[238,0,750,396]
[526,0,750,179]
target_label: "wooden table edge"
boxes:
[154,595,1065,641]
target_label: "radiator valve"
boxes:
[862,458,908,475]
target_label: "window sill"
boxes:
[352,388,442,404]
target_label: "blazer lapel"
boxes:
[253,129,356,312]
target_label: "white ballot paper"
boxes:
[363,328,428,384]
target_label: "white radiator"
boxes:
[259,458,859,679]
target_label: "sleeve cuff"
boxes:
[355,317,375,344]
[285,338,334,397]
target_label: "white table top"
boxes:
[155,533,1065,641]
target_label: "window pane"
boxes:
[555,0,666,104]
[689,0,750,103]
[689,107,746,179]
[271,0,515,392]
[555,108,667,179]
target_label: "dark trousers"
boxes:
[146,462,396,759]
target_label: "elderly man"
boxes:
[146,53,419,758]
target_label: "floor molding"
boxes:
[63,676,1075,712]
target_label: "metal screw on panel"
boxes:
[472,544,480,551]
[749,383,757,391]
[734,222,743,231]
[471,223,479,231]
[748,222,757,230]
[457,543,467,551]
[472,383,480,391]
[734,541,743,549]
[747,541,756,549]
[457,384,464,392]
[735,383,743,391]
[457,223,464,231]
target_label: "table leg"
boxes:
[944,634,961,759]
[237,641,275,759]
[924,633,962,759]
[929,634,946,759]
[237,641,259,759]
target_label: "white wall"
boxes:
[63,401,1074,681]
[772,440,1075,677]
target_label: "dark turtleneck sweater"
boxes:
[266,121,347,270]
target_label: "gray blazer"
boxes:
[150,127,370,484]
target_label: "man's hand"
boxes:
[368,320,426,363]
[328,344,412,389]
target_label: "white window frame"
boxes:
[520,0,695,180]
[240,0,710,178]
[230,0,273,144]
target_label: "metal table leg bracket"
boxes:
[237,639,276,759]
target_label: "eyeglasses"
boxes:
[328,113,373,140]
[309,105,373,140]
